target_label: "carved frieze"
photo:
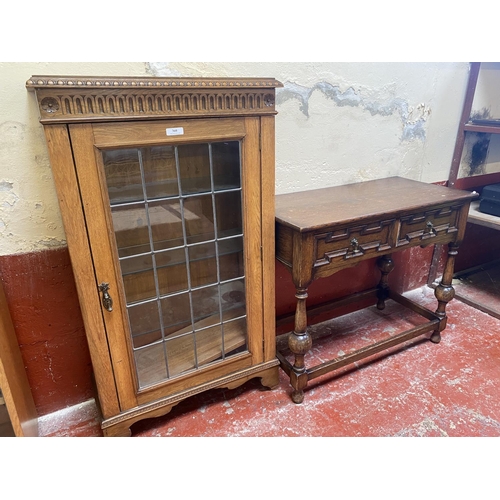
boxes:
[26,76,283,124]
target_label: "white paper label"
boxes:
[166,127,184,136]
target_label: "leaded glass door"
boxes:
[103,141,247,388]
[69,117,264,408]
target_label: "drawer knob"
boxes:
[98,282,113,312]
[350,238,360,252]
[425,220,436,235]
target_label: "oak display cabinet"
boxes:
[27,75,282,436]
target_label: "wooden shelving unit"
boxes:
[429,63,500,282]
[449,62,500,198]
[444,62,500,316]
[448,63,500,230]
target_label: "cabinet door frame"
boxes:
[69,117,265,410]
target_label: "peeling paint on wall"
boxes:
[0,180,19,210]
[0,181,14,191]
[277,81,431,142]
[146,62,184,77]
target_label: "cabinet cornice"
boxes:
[26,75,283,124]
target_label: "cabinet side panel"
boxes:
[43,125,121,418]
[260,116,276,361]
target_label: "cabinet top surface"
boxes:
[275,177,478,232]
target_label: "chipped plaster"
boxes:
[277,80,431,142]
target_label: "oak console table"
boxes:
[275,176,477,404]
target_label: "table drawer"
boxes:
[397,205,459,246]
[314,219,395,268]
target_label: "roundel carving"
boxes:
[41,97,59,113]
[264,94,275,107]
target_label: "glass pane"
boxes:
[165,334,196,377]
[195,325,223,369]
[212,141,241,191]
[178,143,211,194]
[148,200,184,251]
[103,149,143,204]
[191,285,220,326]
[112,204,150,257]
[156,249,188,296]
[160,292,192,337]
[222,317,247,355]
[218,237,244,281]
[128,301,161,349]
[184,195,215,244]
[141,146,179,199]
[188,242,217,288]
[134,343,168,387]
[120,255,156,304]
[215,191,242,238]
[220,279,246,317]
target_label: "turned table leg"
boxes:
[431,242,458,344]
[376,254,395,310]
[288,287,312,404]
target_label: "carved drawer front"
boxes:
[397,205,459,246]
[314,219,395,269]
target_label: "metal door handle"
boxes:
[98,282,113,312]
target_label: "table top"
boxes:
[275,177,478,232]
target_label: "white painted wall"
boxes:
[0,62,470,256]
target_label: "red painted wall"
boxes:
[0,248,93,416]
[2,222,493,417]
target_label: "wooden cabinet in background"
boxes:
[27,75,282,436]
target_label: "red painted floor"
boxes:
[37,285,500,437]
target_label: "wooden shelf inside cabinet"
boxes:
[27,75,282,436]
[464,121,500,134]
[467,200,500,230]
